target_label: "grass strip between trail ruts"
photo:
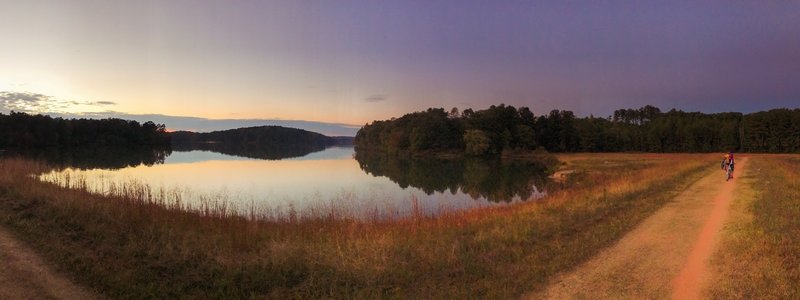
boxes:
[0,156,709,299]
[708,156,800,299]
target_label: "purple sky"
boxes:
[1,0,799,130]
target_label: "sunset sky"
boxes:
[1,1,799,134]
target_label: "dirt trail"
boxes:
[531,158,748,299]
[670,159,743,299]
[0,228,97,300]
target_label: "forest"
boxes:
[354,105,800,155]
[0,111,170,147]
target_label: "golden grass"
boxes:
[0,154,711,298]
[707,155,800,299]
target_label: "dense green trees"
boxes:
[0,111,170,147]
[355,105,541,155]
[355,105,800,154]
[740,109,800,153]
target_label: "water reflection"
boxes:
[3,146,171,170]
[354,151,553,203]
[24,145,556,219]
[4,139,329,170]
[171,142,327,160]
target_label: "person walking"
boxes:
[726,151,735,181]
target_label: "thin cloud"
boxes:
[0,91,48,102]
[2,91,360,136]
[364,94,388,103]
[0,91,117,113]
[0,91,51,112]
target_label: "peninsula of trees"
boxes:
[170,126,353,160]
[354,105,800,155]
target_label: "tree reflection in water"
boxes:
[4,146,172,170]
[6,143,333,171]
[354,151,555,203]
[171,142,327,160]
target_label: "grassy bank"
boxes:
[708,155,800,299]
[0,154,709,298]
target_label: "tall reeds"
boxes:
[37,166,491,223]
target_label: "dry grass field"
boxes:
[707,155,800,299]
[0,153,742,298]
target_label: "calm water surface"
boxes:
[38,147,552,219]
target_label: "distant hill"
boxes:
[170,126,353,160]
[329,136,356,146]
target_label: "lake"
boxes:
[35,147,553,220]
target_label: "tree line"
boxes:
[0,111,170,148]
[355,105,800,155]
[0,112,357,161]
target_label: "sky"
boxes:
[1,0,799,135]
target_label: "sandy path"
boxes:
[531,158,747,299]
[0,228,97,300]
